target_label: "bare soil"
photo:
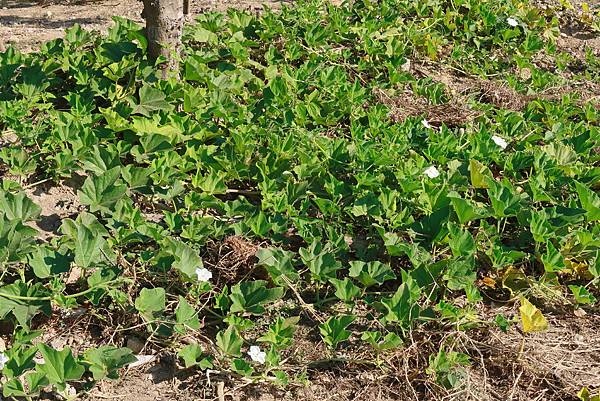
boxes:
[0,0,290,51]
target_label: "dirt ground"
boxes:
[0,0,289,51]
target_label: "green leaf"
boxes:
[0,281,51,330]
[0,191,41,221]
[319,315,355,349]
[447,223,476,258]
[299,242,342,283]
[73,224,108,269]
[469,160,491,189]
[36,344,85,385]
[575,181,600,221]
[78,167,127,213]
[541,241,565,273]
[216,326,243,357]
[83,346,136,381]
[177,344,213,369]
[135,287,166,318]
[132,84,174,116]
[329,277,361,303]
[380,276,421,330]
[229,281,284,315]
[0,216,38,263]
[2,378,27,397]
[175,296,200,334]
[256,247,299,285]
[167,239,203,280]
[449,196,487,224]
[257,316,299,349]
[530,210,554,243]
[28,246,71,279]
[349,261,396,287]
[361,331,402,350]
[231,358,254,376]
[578,387,600,401]
[569,285,597,305]
[486,178,528,218]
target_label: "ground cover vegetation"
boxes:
[0,0,599,399]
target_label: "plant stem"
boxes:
[0,280,121,302]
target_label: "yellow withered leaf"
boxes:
[519,297,548,333]
[481,277,496,288]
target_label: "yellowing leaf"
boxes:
[481,277,496,288]
[519,298,548,333]
[501,267,529,294]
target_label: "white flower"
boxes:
[491,135,508,150]
[422,119,433,129]
[401,59,411,72]
[64,383,76,397]
[0,352,9,369]
[247,346,266,364]
[195,267,212,282]
[424,165,440,178]
[507,17,519,27]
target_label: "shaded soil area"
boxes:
[0,0,291,51]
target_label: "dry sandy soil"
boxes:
[0,0,289,51]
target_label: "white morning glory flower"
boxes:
[422,119,433,129]
[0,352,9,369]
[491,135,508,150]
[195,267,213,282]
[507,17,519,27]
[247,345,266,364]
[424,165,440,178]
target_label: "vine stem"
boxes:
[0,280,121,302]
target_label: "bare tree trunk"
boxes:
[141,0,184,77]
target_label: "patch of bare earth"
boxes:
[0,0,291,52]
[25,178,83,239]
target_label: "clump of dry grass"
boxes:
[374,88,481,127]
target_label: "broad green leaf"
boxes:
[569,285,597,305]
[229,280,284,315]
[530,211,554,243]
[74,224,107,269]
[28,246,71,278]
[83,346,136,381]
[449,196,487,224]
[78,167,127,213]
[216,326,243,357]
[132,84,174,116]
[469,159,491,189]
[575,181,600,221]
[361,331,402,350]
[36,344,85,386]
[255,248,299,285]
[167,239,203,279]
[329,278,361,302]
[135,287,166,318]
[319,315,355,348]
[0,282,51,330]
[257,316,299,349]
[178,343,213,369]
[175,296,200,333]
[299,242,342,283]
[349,260,396,287]
[541,241,565,273]
[0,191,41,221]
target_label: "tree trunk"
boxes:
[141,0,184,77]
